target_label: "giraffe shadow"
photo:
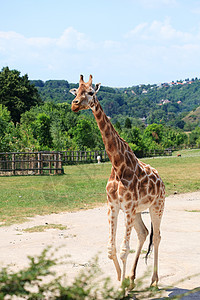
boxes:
[154,286,200,299]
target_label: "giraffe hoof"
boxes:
[127,277,135,290]
[150,280,158,287]
[120,276,135,289]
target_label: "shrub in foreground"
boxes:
[0,248,199,299]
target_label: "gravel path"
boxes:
[0,191,200,298]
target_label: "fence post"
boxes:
[71,151,74,162]
[58,153,62,174]
[80,151,82,162]
[12,153,15,175]
[53,153,56,175]
[38,153,42,175]
[65,151,67,163]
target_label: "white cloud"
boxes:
[0,27,95,53]
[125,18,199,44]
[27,37,54,47]
[0,31,24,40]
[56,27,95,51]
[125,23,148,38]
[0,22,200,86]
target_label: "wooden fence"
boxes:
[61,150,109,165]
[142,148,172,158]
[60,148,172,165]
[0,152,63,176]
[2,145,198,175]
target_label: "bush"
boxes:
[1,247,200,299]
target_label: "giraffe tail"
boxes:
[145,222,153,264]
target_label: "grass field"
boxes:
[0,149,200,226]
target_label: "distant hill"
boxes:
[183,106,200,124]
[31,78,200,129]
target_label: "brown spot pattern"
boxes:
[135,165,146,179]
[119,183,126,196]
[125,201,132,210]
[123,167,134,181]
[121,178,129,187]
[149,173,156,182]
[107,138,117,153]
[109,168,115,180]
[145,165,151,175]
[148,179,156,195]
[114,153,124,168]
[141,176,148,186]
[125,192,132,201]
[106,182,118,200]
[99,119,105,131]
[96,110,102,120]
[105,125,111,138]
[125,152,133,169]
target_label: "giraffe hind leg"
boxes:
[145,222,153,264]
[129,213,149,284]
[149,197,164,286]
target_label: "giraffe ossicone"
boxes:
[70,75,165,286]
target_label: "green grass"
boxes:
[0,150,200,225]
[0,163,109,225]
[172,148,200,157]
[142,154,200,196]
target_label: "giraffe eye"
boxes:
[88,91,94,96]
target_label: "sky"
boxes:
[1,0,200,87]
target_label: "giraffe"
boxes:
[70,75,165,286]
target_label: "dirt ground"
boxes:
[0,191,200,299]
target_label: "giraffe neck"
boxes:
[91,97,138,178]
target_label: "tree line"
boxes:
[31,75,200,131]
[0,67,200,154]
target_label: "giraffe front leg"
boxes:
[107,203,121,281]
[120,213,133,282]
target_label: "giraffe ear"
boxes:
[94,83,101,93]
[70,88,77,96]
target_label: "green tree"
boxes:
[114,121,122,133]
[34,113,53,149]
[20,102,79,150]
[0,104,15,151]
[70,118,103,150]
[189,126,200,145]
[142,124,164,150]
[143,124,163,142]
[0,67,42,123]
[125,117,132,129]
[0,104,11,137]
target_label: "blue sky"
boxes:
[1,0,200,86]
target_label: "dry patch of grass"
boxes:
[23,223,67,233]
[185,210,200,213]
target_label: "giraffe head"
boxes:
[70,75,101,112]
